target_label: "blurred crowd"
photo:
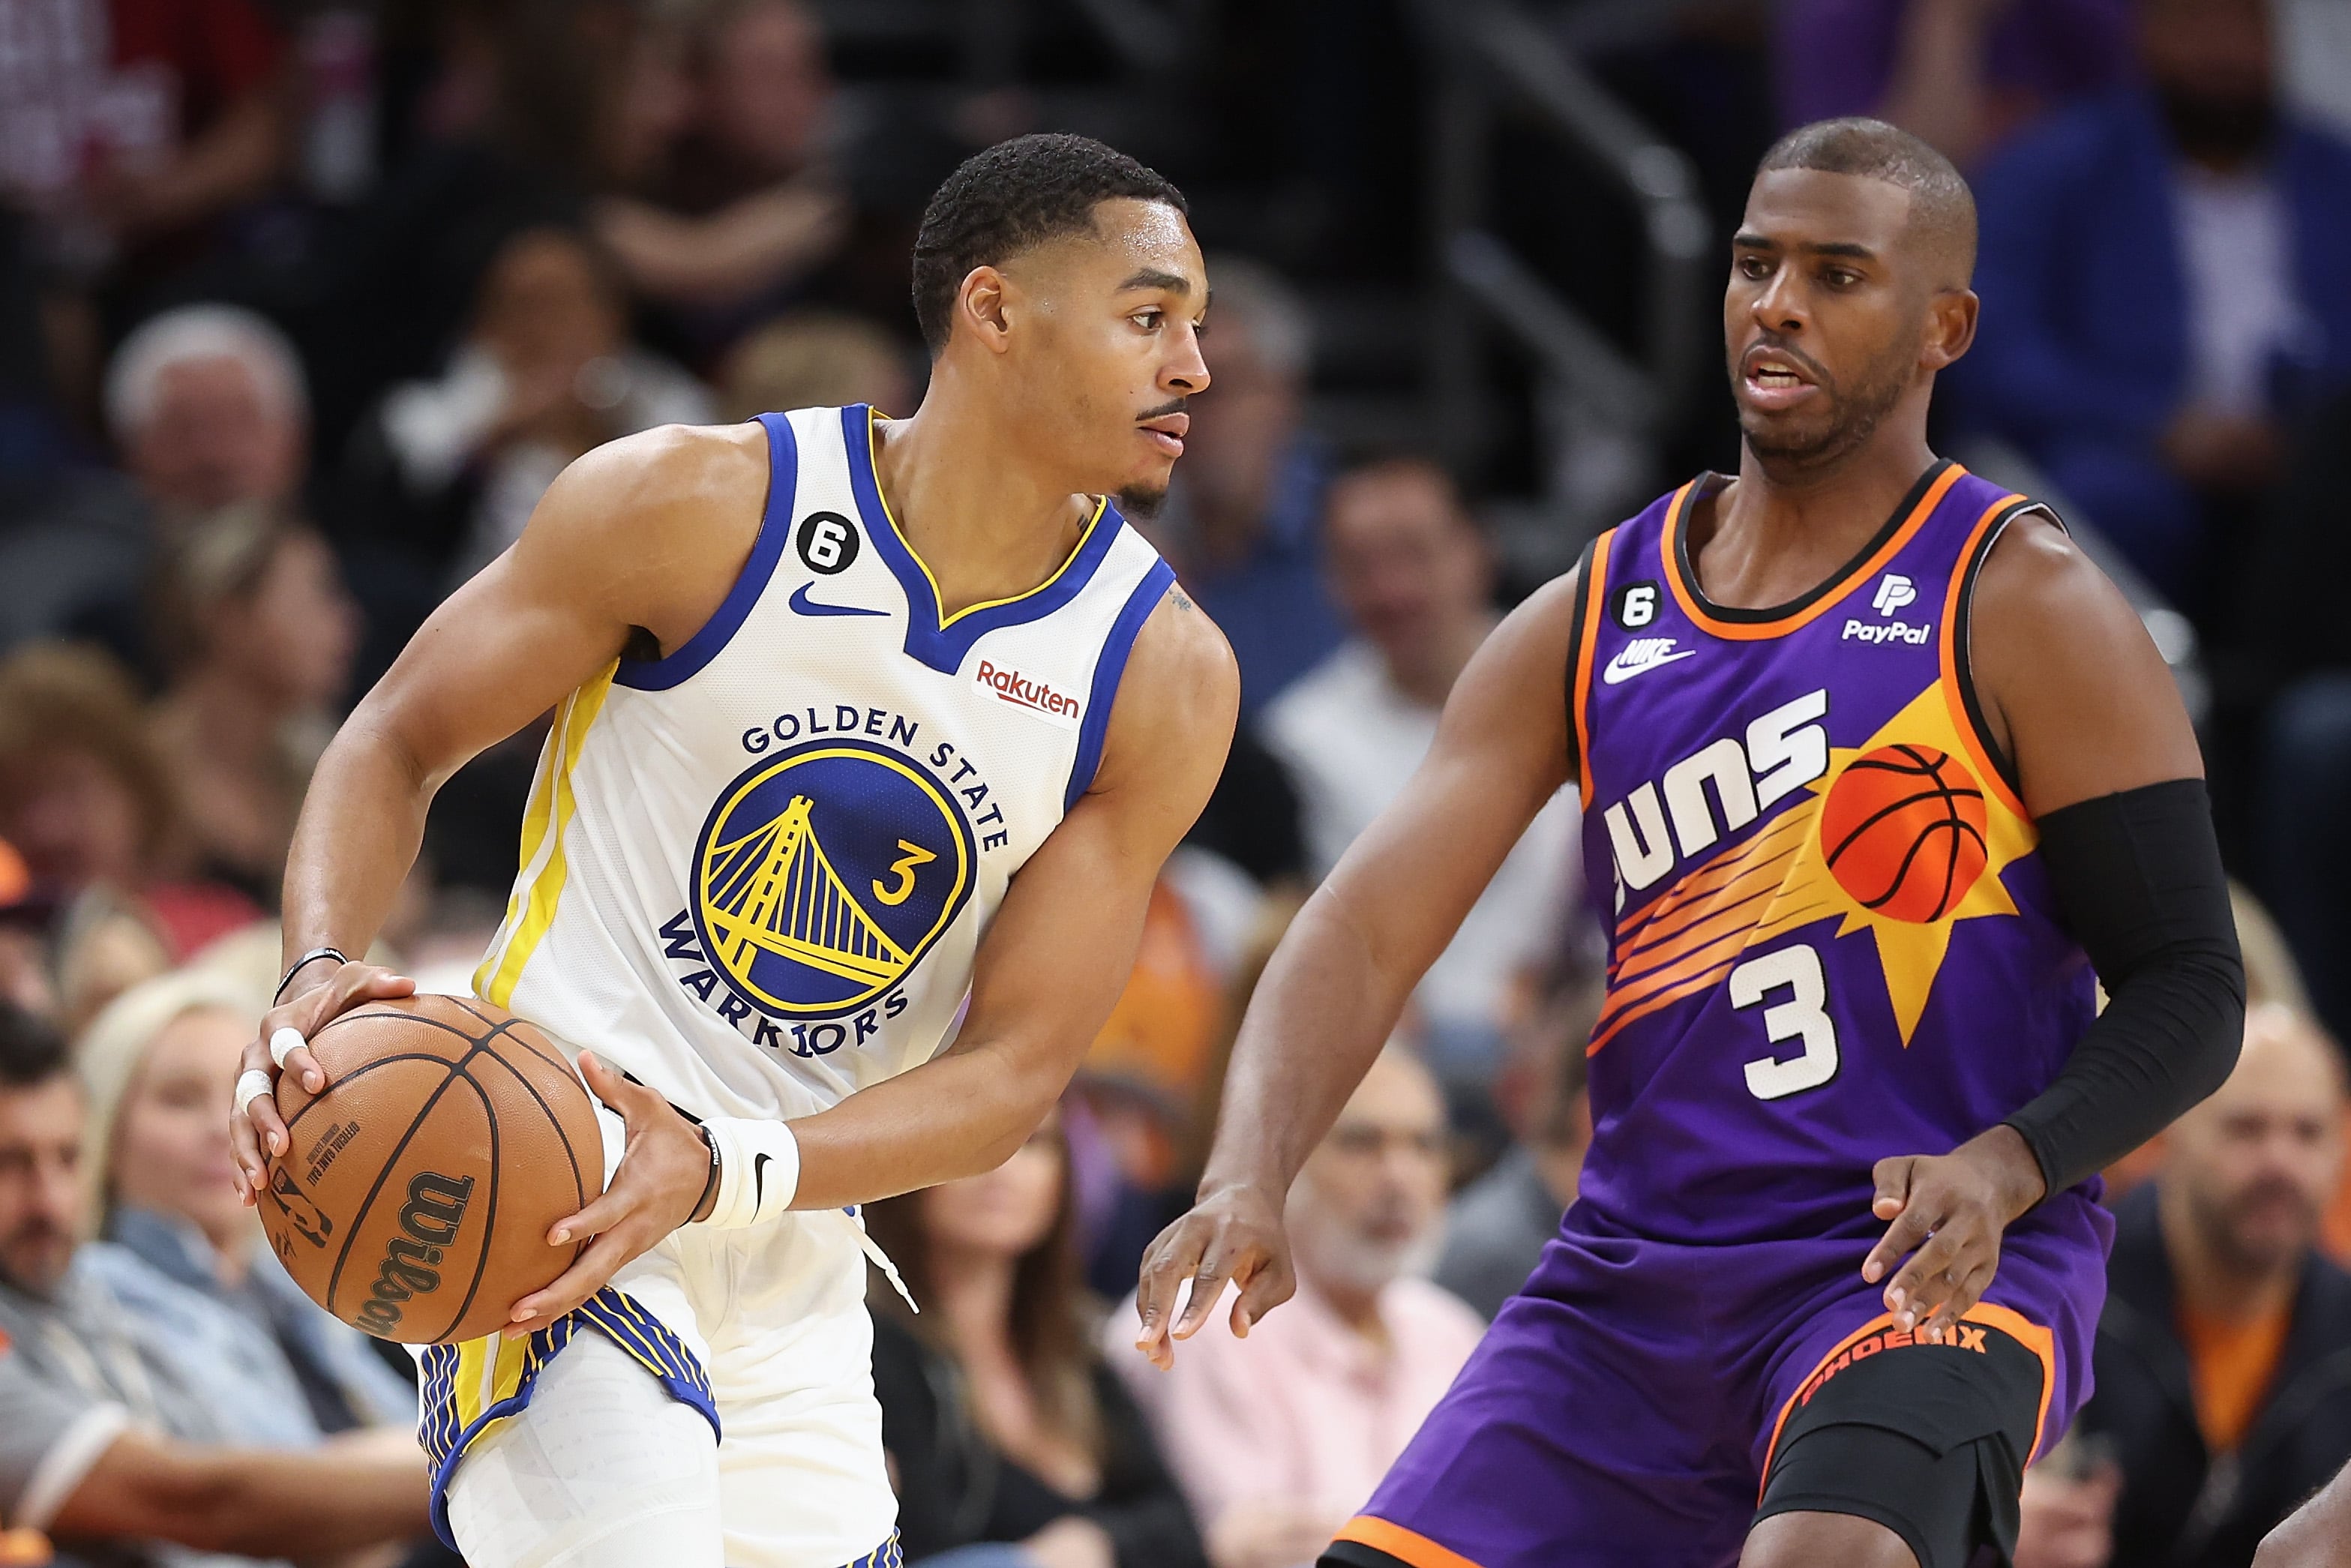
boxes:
[2,0,2351,1564]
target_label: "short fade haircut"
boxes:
[1755,118,1978,285]
[910,133,1187,355]
[0,1003,69,1092]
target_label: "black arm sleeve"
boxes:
[2001,778,2246,1196]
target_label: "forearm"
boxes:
[280,716,437,961]
[785,1038,1071,1210]
[131,94,282,233]
[2002,780,2245,1194]
[57,1432,426,1559]
[1198,884,1415,1197]
[1878,0,1994,164]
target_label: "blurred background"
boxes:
[2,1,2350,1565]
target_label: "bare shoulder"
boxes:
[511,422,772,650]
[1966,508,2203,812]
[1090,581,1240,807]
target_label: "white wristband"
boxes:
[694,1119,799,1229]
[235,1069,276,1117]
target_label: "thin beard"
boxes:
[1117,483,1169,518]
[1741,363,1910,473]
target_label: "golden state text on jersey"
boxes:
[470,405,1174,1124]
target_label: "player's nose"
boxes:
[1164,325,1210,395]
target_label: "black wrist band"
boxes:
[274,946,352,1003]
[691,1124,722,1222]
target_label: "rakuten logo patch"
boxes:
[975,660,1081,730]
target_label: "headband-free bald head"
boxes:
[1755,118,1978,289]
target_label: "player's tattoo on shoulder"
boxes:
[1167,585,1198,613]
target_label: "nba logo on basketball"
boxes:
[1871,574,1917,616]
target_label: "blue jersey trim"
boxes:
[1065,558,1175,813]
[841,404,1126,676]
[420,1286,719,1549]
[613,413,800,691]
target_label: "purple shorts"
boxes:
[1328,1198,2110,1568]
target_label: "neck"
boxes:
[171,666,291,749]
[874,367,1099,616]
[1382,613,1497,709]
[1306,1270,1388,1342]
[928,1245,1018,1351]
[1699,418,1939,608]
[2159,1183,2302,1321]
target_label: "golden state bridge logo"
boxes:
[690,739,975,1018]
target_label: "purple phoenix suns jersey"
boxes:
[1568,459,2104,1252]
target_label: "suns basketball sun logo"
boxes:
[690,739,976,1019]
[1762,685,2034,1042]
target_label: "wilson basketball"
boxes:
[1821,744,1990,923]
[256,995,601,1344]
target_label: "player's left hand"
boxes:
[1861,1123,2048,1339]
[503,1054,710,1338]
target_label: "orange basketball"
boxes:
[1820,744,1990,923]
[256,995,601,1344]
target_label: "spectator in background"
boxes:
[2053,1006,2351,1568]
[0,1004,326,1459]
[1155,259,1342,715]
[718,311,916,422]
[343,223,711,631]
[0,643,254,960]
[862,1114,1207,1568]
[1775,0,2132,167]
[1954,0,2351,609]
[1259,457,1577,1091]
[1434,977,1597,1321]
[596,0,849,352]
[106,307,306,523]
[75,971,414,1438]
[0,1003,430,1564]
[0,305,306,662]
[147,505,359,907]
[0,0,287,286]
[1111,1050,1482,1568]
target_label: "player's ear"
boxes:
[955,265,1015,356]
[1922,288,1979,371]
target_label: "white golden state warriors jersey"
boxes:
[472,405,1176,1123]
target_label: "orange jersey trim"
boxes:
[1570,529,1615,807]
[1936,495,2032,820]
[1333,1516,1490,1568]
[1664,463,1968,641]
[1757,1300,2060,1499]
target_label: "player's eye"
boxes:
[1823,267,1861,289]
[1737,254,1771,280]
[1132,309,1163,331]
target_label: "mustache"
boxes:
[1137,397,1190,421]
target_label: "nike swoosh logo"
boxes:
[789,583,886,618]
[1602,647,1697,685]
[751,1153,771,1211]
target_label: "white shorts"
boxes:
[418,1108,898,1568]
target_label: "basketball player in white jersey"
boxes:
[226,133,1237,1568]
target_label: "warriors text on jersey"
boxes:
[470,404,1174,1122]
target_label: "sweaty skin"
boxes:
[1135,166,2199,1426]
[232,199,1238,1339]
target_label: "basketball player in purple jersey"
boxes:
[1135,118,2247,1568]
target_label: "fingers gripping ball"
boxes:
[256,996,602,1343]
[1822,744,1990,924]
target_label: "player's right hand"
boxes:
[1133,1182,1294,1370]
[232,960,416,1204]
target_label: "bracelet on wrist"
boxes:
[274,946,351,1003]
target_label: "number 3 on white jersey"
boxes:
[1732,944,1839,1100]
